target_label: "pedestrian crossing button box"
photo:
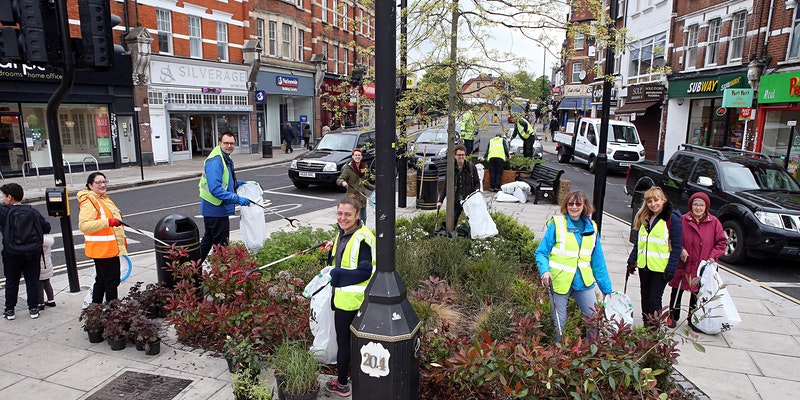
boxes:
[45,187,69,217]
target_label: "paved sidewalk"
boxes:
[0,134,797,399]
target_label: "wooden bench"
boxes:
[516,163,564,204]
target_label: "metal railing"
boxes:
[22,161,41,192]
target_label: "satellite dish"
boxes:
[578,70,587,80]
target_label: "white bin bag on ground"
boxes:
[304,266,337,364]
[236,182,267,253]
[462,190,498,239]
[693,261,741,334]
[500,181,531,203]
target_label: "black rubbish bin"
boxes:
[154,214,201,288]
[416,161,438,210]
[262,141,273,158]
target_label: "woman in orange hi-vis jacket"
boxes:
[78,172,127,304]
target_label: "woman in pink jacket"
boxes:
[668,192,726,330]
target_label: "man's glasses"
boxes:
[93,180,109,185]
[455,153,466,157]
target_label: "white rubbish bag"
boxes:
[602,291,633,328]
[475,163,485,192]
[692,261,741,335]
[236,182,267,253]
[461,190,498,239]
[304,266,337,364]
[494,191,520,202]
[500,181,531,203]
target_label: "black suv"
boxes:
[288,129,375,189]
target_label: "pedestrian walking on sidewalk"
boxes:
[480,131,509,192]
[325,197,376,397]
[336,148,374,223]
[198,132,250,263]
[627,187,682,327]
[282,122,295,153]
[1,183,51,320]
[668,192,726,330]
[302,123,312,150]
[78,173,127,304]
[535,191,612,341]
[39,234,57,310]
[549,116,560,142]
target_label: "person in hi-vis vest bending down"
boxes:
[535,191,612,341]
[198,132,251,263]
[78,172,127,304]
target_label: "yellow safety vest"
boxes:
[81,195,120,259]
[487,136,507,161]
[636,219,670,272]
[461,111,476,139]
[516,119,534,140]
[332,225,376,311]
[547,216,597,294]
[198,146,230,206]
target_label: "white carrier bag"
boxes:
[303,266,337,364]
[692,261,741,334]
[475,163,485,192]
[461,190,498,239]
[602,291,634,328]
[236,182,267,253]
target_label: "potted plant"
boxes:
[279,342,320,400]
[102,300,127,350]
[232,369,273,400]
[79,303,105,343]
[224,333,265,377]
[128,315,161,354]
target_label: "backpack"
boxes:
[3,205,44,255]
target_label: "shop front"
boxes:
[556,84,592,130]
[0,56,134,176]
[320,76,359,131]
[147,56,252,163]
[756,70,800,177]
[615,83,664,161]
[256,70,314,149]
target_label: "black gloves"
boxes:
[664,270,675,282]
[626,264,636,275]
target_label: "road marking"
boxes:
[125,203,199,217]
[265,188,338,201]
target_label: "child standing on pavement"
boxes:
[39,234,56,310]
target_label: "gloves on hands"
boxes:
[237,196,251,206]
[626,264,636,275]
[108,218,122,227]
[664,270,675,282]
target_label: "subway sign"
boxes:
[758,71,800,104]
[668,72,749,98]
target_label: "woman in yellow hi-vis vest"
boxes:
[325,196,376,397]
[535,191,612,341]
[627,187,683,327]
[78,172,127,304]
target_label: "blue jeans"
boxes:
[550,287,599,342]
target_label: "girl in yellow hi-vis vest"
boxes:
[535,191,612,342]
[627,187,683,327]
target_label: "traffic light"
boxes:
[0,0,61,65]
[78,0,121,69]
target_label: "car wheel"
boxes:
[588,156,596,174]
[557,146,570,163]
[292,182,309,189]
[721,220,747,264]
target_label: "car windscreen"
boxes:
[722,162,800,191]
[415,130,448,144]
[609,125,640,144]
[315,134,357,151]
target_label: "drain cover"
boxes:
[87,371,192,400]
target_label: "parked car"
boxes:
[505,127,543,158]
[410,127,480,163]
[625,144,800,264]
[288,129,375,189]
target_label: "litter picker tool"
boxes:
[237,241,332,283]
[247,201,300,227]
[547,282,563,338]
[119,221,170,247]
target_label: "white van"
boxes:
[553,118,646,173]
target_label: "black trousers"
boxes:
[200,215,231,263]
[522,136,535,157]
[669,287,698,322]
[334,308,358,385]
[638,267,669,326]
[464,139,474,155]
[3,252,42,310]
[92,256,121,304]
[488,158,505,189]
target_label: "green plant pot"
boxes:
[145,339,161,355]
[87,330,104,343]
[107,337,126,351]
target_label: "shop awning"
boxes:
[614,101,660,114]
[558,97,585,110]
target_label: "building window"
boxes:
[217,22,228,61]
[322,41,328,69]
[685,25,698,68]
[360,8,365,34]
[156,9,172,54]
[571,63,583,83]
[341,4,348,30]
[332,0,338,26]
[333,44,339,74]
[282,23,292,58]
[574,33,585,50]
[322,0,327,23]
[627,33,666,84]
[257,18,265,50]
[790,8,800,58]
[706,19,721,66]
[343,48,348,75]
[189,16,202,58]
[729,12,747,62]
[297,29,304,61]
[269,21,277,56]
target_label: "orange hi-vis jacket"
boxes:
[78,190,127,259]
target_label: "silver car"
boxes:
[505,127,543,158]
